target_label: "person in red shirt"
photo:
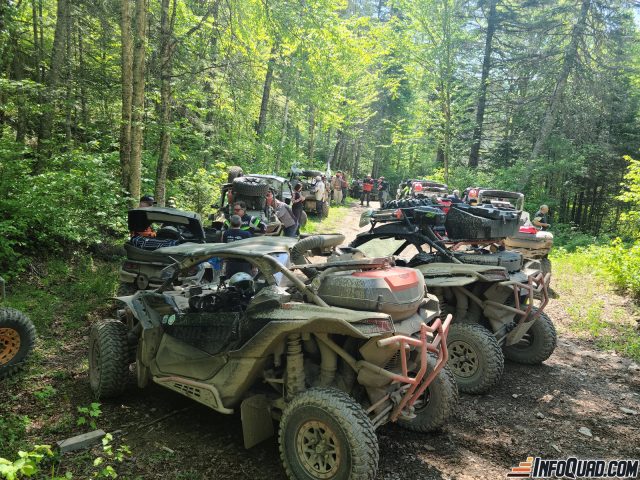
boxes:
[360,175,374,206]
[131,195,157,237]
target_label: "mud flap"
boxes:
[241,394,274,449]
[505,315,537,346]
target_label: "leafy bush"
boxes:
[0,143,129,277]
[553,238,640,298]
[595,238,640,298]
[551,223,609,252]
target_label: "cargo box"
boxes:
[317,266,425,321]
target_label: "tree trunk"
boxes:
[531,0,591,158]
[12,46,26,143]
[119,0,134,189]
[78,25,88,138]
[468,0,498,168]
[41,0,70,144]
[353,138,361,178]
[155,0,176,206]
[128,0,147,205]
[64,7,72,143]
[31,0,41,83]
[307,106,315,161]
[275,95,289,174]
[256,44,277,137]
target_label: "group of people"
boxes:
[350,175,390,207]
[311,171,349,220]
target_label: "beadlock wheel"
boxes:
[0,307,36,379]
[0,327,21,364]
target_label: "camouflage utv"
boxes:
[0,277,36,379]
[352,199,556,395]
[89,235,457,480]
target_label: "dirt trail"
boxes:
[4,203,639,479]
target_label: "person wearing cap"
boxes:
[138,194,155,208]
[131,195,156,237]
[361,174,374,206]
[266,191,298,237]
[533,205,551,230]
[314,175,326,221]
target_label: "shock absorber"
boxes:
[286,334,305,399]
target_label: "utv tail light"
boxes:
[356,318,395,334]
[123,262,139,272]
[394,209,403,219]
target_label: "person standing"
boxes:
[533,205,551,230]
[266,191,298,237]
[341,173,348,205]
[314,175,326,221]
[291,182,305,234]
[361,174,374,206]
[331,172,343,205]
[377,176,389,206]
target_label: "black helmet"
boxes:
[156,226,180,240]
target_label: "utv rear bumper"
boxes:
[368,314,452,423]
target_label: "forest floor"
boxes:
[1,203,640,479]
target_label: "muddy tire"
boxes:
[227,166,243,183]
[279,388,378,480]
[0,307,36,380]
[322,202,330,218]
[89,319,129,398]
[540,257,552,275]
[232,177,269,197]
[447,323,504,394]
[299,210,308,229]
[503,309,557,365]
[398,354,458,433]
